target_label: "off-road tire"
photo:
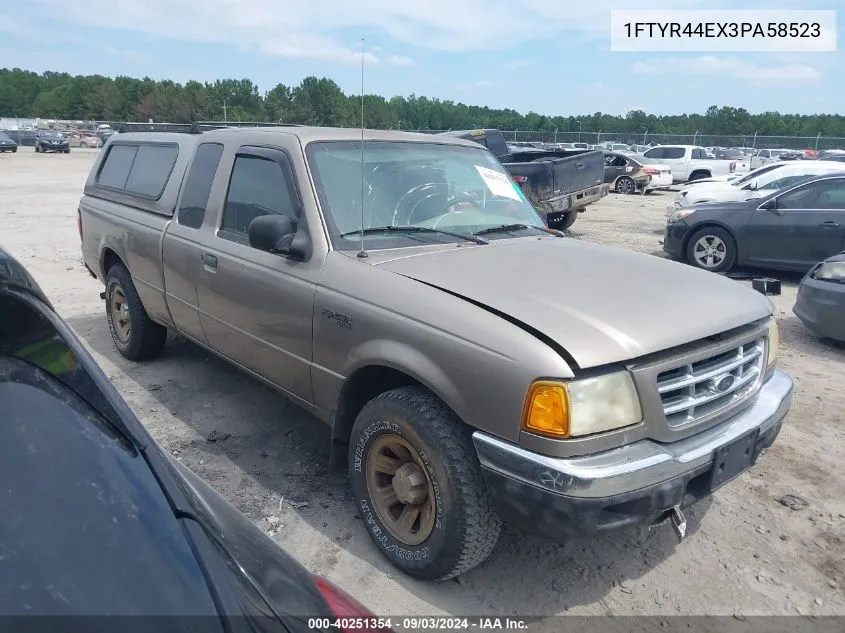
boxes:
[547,210,578,231]
[105,263,167,361]
[348,386,501,581]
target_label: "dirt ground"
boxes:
[2,149,843,619]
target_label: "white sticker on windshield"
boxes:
[475,165,521,200]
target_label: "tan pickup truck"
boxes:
[79,127,793,581]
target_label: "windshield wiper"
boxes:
[473,223,550,237]
[340,225,488,245]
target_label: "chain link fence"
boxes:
[15,118,845,151]
[419,130,844,151]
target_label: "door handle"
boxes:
[201,253,218,272]
[820,221,840,229]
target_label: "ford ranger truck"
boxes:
[79,127,793,582]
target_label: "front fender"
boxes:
[344,338,468,420]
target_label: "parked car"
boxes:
[664,173,845,273]
[67,132,102,148]
[793,251,845,343]
[603,151,672,194]
[750,148,791,169]
[777,151,807,161]
[714,148,746,161]
[642,145,746,183]
[79,127,792,581]
[34,130,70,153]
[669,161,845,212]
[679,162,788,189]
[0,246,387,627]
[443,128,609,230]
[0,131,18,152]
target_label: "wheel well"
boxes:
[329,365,421,470]
[101,248,124,279]
[688,170,711,181]
[682,222,737,255]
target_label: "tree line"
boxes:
[2,67,845,139]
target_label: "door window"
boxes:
[643,147,664,159]
[662,147,686,159]
[177,143,224,229]
[691,148,705,159]
[220,154,299,239]
[777,178,845,210]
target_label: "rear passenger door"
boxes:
[195,146,318,404]
[162,142,225,344]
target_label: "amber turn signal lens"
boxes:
[522,382,570,438]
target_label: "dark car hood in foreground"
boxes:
[375,237,772,368]
[0,359,220,618]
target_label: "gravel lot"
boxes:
[2,149,844,619]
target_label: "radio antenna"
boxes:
[357,37,368,259]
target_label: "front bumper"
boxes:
[793,276,845,342]
[662,219,690,259]
[39,143,69,151]
[473,369,793,541]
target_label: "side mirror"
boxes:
[746,181,758,191]
[759,198,779,212]
[248,215,309,261]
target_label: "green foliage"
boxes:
[2,67,845,138]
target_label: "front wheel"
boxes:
[349,386,501,581]
[105,264,167,360]
[686,226,737,273]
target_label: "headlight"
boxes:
[766,319,779,374]
[521,371,642,439]
[812,261,845,282]
[668,209,695,223]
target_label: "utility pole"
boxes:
[222,100,228,123]
[576,120,582,143]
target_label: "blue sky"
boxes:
[1,0,842,116]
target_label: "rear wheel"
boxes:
[615,176,636,194]
[105,264,167,360]
[547,210,578,231]
[348,386,501,581]
[686,226,737,273]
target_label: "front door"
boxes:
[195,145,320,404]
[746,177,845,270]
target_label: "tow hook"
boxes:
[670,505,687,541]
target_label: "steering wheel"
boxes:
[405,190,482,225]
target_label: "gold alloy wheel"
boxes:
[110,286,132,343]
[365,434,437,545]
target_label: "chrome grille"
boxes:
[656,339,765,427]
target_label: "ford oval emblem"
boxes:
[709,374,736,394]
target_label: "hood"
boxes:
[686,183,765,204]
[374,238,772,368]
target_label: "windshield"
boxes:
[39,131,62,138]
[306,141,546,250]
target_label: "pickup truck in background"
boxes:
[79,127,792,582]
[642,145,749,183]
[439,129,609,230]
